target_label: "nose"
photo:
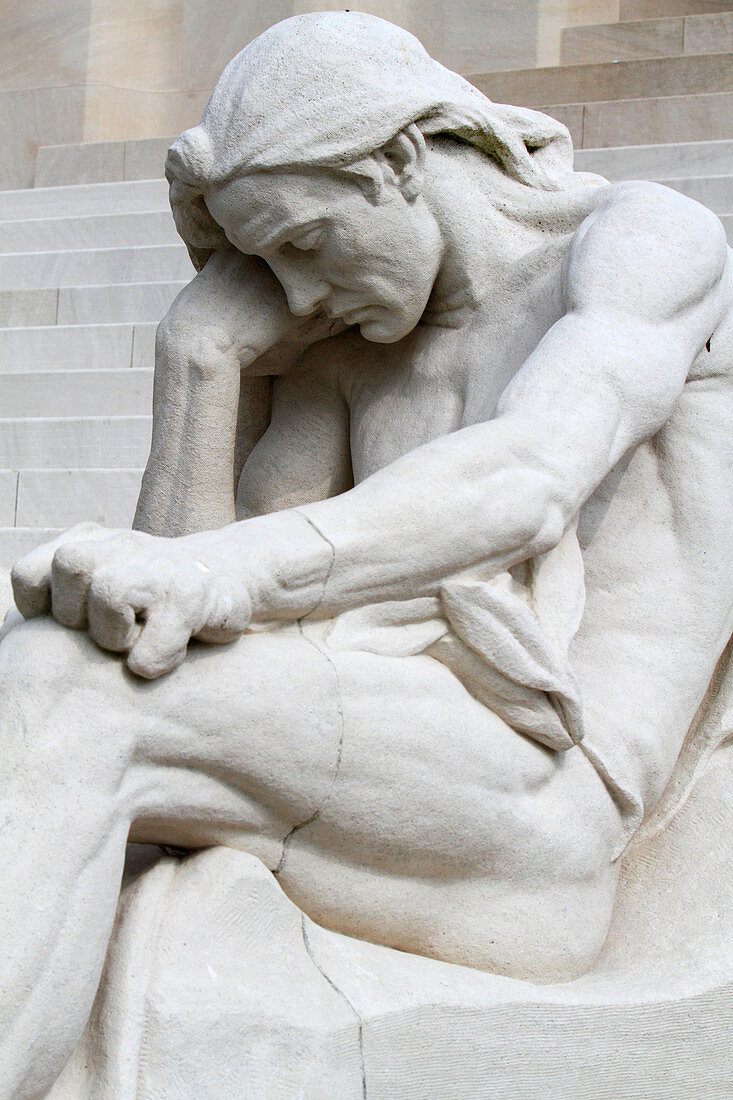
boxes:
[276,261,330,317]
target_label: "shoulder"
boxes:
[563,181,729,324]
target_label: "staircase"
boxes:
[1,2,732,568]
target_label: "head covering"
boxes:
[167,11,580,269]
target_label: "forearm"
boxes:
[134,325,242,537]
[188,417,585,623]
[299,419,578,613]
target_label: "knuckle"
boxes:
[53,543,92,577]
[10,559,33,590]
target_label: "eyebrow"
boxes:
[250,217,325,252]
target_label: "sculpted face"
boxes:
[205,159,443,343]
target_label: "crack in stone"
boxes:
[293,509,337,614]
[274,620,345,876]
[301,913,367,1099]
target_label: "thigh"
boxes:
[3,614,618,885]
[129,623,540,863]
[282,641,620,876]
[124,622,346,861]
[273,637,622,979]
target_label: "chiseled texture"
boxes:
[50,679,733,1097]
[1,11,732,1098]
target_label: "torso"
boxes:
[339,240,568,480]
[261,187,733,815]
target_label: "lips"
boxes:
[340,307,372,325]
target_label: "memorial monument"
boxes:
[1,12,731,1097]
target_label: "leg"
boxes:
[0,618,341,1099]
[276,637,623,981]
[0,616,622,1096]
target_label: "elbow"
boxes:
[156,308,238,384]
[501,463,580,560]
[498,438,581,558]
[526,493,572,557]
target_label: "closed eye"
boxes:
[287,224,325,252]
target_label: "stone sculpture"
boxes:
[1,12,731,1098]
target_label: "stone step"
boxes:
[574,138,733,179]
[0,416,152,468]
[654,174,733,213]
[10,469,143,528]
[0,469,143,530]
[0,281,186,328]
[0,210,179,253]
[0,288,59,328]
[0,369,153,417]
[540,91,733,149]
[0,179,168,222]
[0,527,64,569]
[0,469,16,525]
[470,52,733,109]
[0,244,192,291]
[620,0,733,20]
[34,136,172,189]
[0,323,156,372]
[58,281,186,326]
[561,12,733,66]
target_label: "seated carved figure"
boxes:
[1,12,731,1097]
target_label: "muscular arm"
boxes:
[216,183,729,620]
[133,248,337,537]
[13,185,730,678]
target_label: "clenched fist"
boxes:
[11,523,252,679]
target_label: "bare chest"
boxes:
[345,282,563,482]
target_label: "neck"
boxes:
[419,139,607,326]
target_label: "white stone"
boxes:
[0,470,17,526]
[0,370,153,417]
[0,179,168,221]
[15,469,144,528]
[123,136,174,181]
[0,244,192,290]
[0,287,58,327]
[0,324,136,372]
[654,173,733,214]
[0,415,152,467]
[131,322,157,368]
[574,137,733,179]
[1,12,732,1097]
[0,528,64,569]
[580,90,733,149]
[34,141,125,189]
[56,280,186,324]
[0,211,178,253]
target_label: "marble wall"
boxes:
[0,0,621,189]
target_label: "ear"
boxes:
[343,124,427,204]
[373,124,426,201]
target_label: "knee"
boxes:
[1,620,137,810]
[0,618,129,748]
[0,616,91,686]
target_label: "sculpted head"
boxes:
[167,12,578,342]
[203,126,447,342]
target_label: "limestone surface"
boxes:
[1,12,731,1098]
